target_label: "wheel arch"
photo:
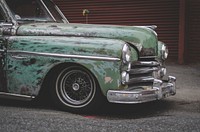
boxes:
[38,62,103,99]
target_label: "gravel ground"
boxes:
[0,62,199,132]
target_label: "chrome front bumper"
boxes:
[107,76,176,104]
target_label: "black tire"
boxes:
[51,65,102,113]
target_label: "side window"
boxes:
[0,7,6,22]
[6,0,48,20]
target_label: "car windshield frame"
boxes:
[4,0,68,24]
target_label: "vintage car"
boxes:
[0,0,176,112]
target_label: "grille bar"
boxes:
[132,61,160,67]
[129,67,158,74]
[128,60,162,87]
[127,76,154,85]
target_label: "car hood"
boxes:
[16,23,158,56]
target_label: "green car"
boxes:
[0,0,176,112]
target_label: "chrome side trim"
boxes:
[0,23,13,26]
[7,50,121,61]
[11,55,28,59]
[0,92,35,101]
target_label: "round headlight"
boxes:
[161,45,168,60]
[122,44,131,64]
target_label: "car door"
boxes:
[0,8,7,92]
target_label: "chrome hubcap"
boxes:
[72,83,80,91]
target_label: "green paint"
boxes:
[4,24,158,97]
[17,23,158,56]
[6,36,128,96]
[7,36,124,57]
[0,0,173,107]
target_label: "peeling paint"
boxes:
[0,0,161,100]
[17,23,158,56]
[104,77,113,84]
[3,35,126,96]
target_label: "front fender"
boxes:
[6,36,127,96]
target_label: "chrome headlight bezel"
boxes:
[121,44,133,84]
[161,44,168,60]
[122,44,131,64]
[121,71,129,85]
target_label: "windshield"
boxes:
[5,0,68,23]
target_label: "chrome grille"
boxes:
[127,58,162,89]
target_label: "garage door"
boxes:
[187,0,200,62]
[53,0,179,59]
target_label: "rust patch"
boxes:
[20,86,30,95]
[140,48,155,56]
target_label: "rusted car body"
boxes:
[0,0,176,112]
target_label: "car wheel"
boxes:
[51,65,101,113]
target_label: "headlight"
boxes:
[161,44,168,60]
[122,44,131,64]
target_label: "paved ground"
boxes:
[0,62,200,132]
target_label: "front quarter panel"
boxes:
[6,36,125,96]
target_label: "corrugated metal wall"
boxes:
[187,0,200,62]
[54,0,179,59]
